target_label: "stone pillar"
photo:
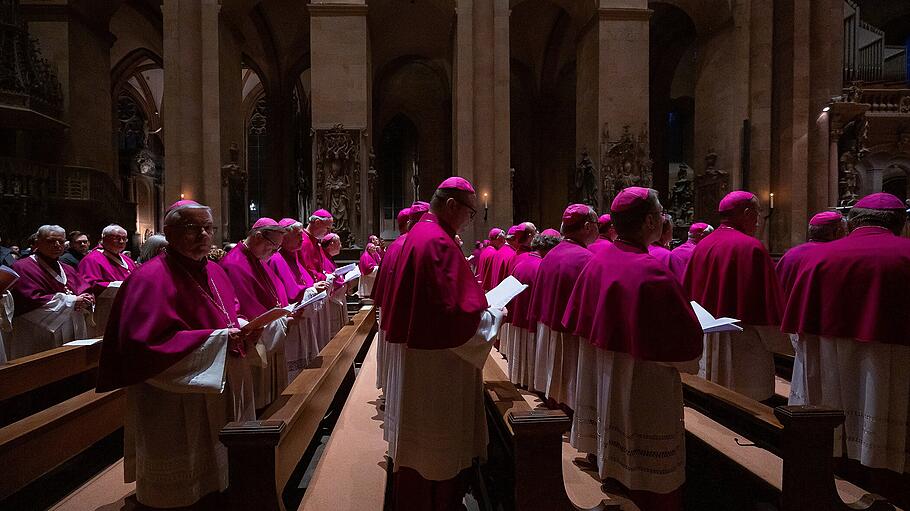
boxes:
[576,2,651,212]
[454,0,510,244]
[162,0,227,240]
[309,0,371,246]
[749,0,774,245]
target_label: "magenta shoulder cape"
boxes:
[382,213,487,349]
[11,256,89,315]
[507,248,533,275]
[527,240,592,332]
[648,244,672,268]
[781,227,910,345]
[96,253,241,391]
[588,237,612,255]
[684,226,783,326]
[220,243,288,320]
[775,241,823,298]
[508,253,542,330]
[298,229,326,280]
[563,241,703,362]
[489,244,517,289]
[77,249,137,295]
[478,246,499,290]
[359,250,378,275]
[371,234,406,311]
[268,249,315,303]
[668,240,696,282]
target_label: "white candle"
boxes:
[769,193,775,209]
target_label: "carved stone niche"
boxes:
[600,123,653,210]
[694,150,729,228]
[221,142,248,241]
[313,124,362,247]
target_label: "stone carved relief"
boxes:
[839,151,861,206]
[314,124,361,246]
[694,150,729,227]
[0,0,64,118]
[599,123,653,209]
[668,163,694,226]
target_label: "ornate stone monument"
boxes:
[668,163,694,226]
[313,124,364,246]
[694,150,729,228]
[599,123,653,210]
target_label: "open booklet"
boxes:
[242,291,330,332]
[485,275,528,310]
[342,268,361,284]
[690,301,742,333]
[333,263,357,277]
[0,265,20,294]
[63,338,103,346]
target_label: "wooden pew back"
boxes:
[0,340,125,501]
[220,306,377,511]
[681,373,897,511]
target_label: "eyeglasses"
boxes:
[453,198,477,219]
[262,233,283,248]
[179,223,216,235]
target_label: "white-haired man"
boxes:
[10,225,94,358]
[96,200,260,508]
[78,224,137,336]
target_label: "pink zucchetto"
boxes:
[610,187,651,212]
[167,199,201,212]
[409,201,430,223]
[437,176,476,193]
[854,192,906,211]
[598,214,612,226]
[562,204,594,229]
[808,211,843,226]
[489,228,505,239]
[397,208,411,222]
[540,228,561,237]
[718,190,757,213]
[689,222,712,234]
[278,218,299,228]
[507,225,521,237]
[311,209,333,219]
[251,217,281,231]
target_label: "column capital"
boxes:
[598,7,652,21]
[307,3,369,17]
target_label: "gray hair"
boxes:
[102,224,126,237]
[847,207,906,235]
[164,204,212,227]
[285,221,304,231]
[36,225,65,239]
[531,232,561,252]
[308,214,331,224]
[139,234,168,263]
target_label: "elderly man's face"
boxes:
[102,229,128,254]
[326,239,341,256]
[72,235,90,254]
[166,209,214,261]
[36,231,66,260]
[250,229,284,261]
[282,227,304,251]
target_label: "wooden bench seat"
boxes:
[49,459,136,511]
[296,339,387,510]
[682,373,897,511]
[221,306,377,511]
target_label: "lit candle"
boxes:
[769,192,775,210]
[180,193,185,200]
[483,192,489,209]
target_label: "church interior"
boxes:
[1,0,909,510]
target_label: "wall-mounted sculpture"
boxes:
[573,151,598,211]
[600,123,653,210]
[222,142,248,240]
[668,163,694,226]
[694,150,729,228]
[313,124,362,246]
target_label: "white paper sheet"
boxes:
[485,275,528,310]
[343,268,361,284]
[287,290,328,313]
[690,301,743,333]
[333,263,357,277]
[63,338,103,346]
[106,281,123,289]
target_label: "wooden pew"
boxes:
[0,340,126,502]
[482,353,625,511]
[681,373,898,511]
[220,305,377,511]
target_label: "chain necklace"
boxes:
[243,243,281,307]
[32,254,74,294]
[171,256,235,328]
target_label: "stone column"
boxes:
[309,0,371,246]
[576,2,651,212]
[162,0,228,240]
[454,0,511,243]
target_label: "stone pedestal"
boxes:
[576,3,652,213]
[162,0,232,240]
[454,0,511,243]
[309,1,371,246]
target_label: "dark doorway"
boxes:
[377,114,418,238]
